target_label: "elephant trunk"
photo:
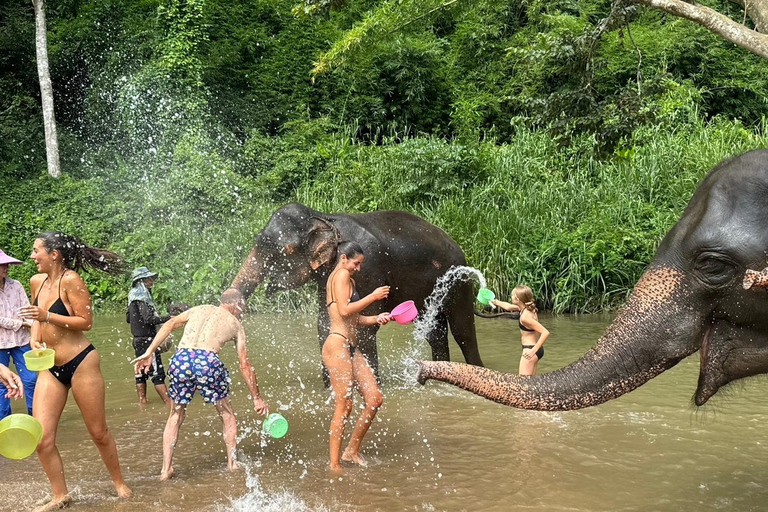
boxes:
[229,247,263,300]
[418,266,703,411]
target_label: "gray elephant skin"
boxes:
[419,150,768,410]
[228,203,484,381]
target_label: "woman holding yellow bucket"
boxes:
[19,232,132,511]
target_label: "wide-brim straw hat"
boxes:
[0,249,22,265]
[131,266,158,282]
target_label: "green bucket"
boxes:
[263,413,288,439]
[476,288,495,305]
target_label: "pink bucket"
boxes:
[388,300,418,325]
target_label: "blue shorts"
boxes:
[168,348,231,405]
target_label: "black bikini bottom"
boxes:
[50,344,96,387]
[522,345,544,361]
[329,332,357,358]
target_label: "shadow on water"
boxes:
[2,312,768,511]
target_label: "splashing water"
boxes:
[412,265,486,343]
[389,266,487,388]
[223,466,330,512]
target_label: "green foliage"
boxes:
[4,0,768,314]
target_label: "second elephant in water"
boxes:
[227,203,484,383]
[419,150,768,410]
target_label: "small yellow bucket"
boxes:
[0,414,43,459]
[23,348,55,372]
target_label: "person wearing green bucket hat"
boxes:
[133,289,269,479]
[0,248,36,419]
[127,266,172,405]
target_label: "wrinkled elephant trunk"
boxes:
[418,266,704,411]
[229,247,263,300]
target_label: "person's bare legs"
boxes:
[518,352,539,376]
[136,383,148,404]
[154,383,171,405]
[214,397,239,471]
[322,337,354,471]
[32,371,72,512]
[161,402,187,480]
[341,351,383,467]
[70,352,132,499]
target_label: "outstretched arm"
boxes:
[490,299,519,312]
[235,324,268,416]
[132,310,190,374]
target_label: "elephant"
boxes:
[417,150,768,410]
[227,203,484,382]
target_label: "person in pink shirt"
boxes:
[0,248,35,418]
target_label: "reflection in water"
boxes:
[2,313,768,511]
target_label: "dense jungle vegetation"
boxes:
[2,0,768,313]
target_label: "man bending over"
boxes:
[133,289,269,480]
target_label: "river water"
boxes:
[2,312,768,511]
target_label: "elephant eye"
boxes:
[693,252,737,286]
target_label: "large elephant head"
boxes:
[419,150,768,409]
[229,203,340,299]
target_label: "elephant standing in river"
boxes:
[228,203,483,382]
[419,150,768,409]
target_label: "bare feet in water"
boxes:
[228,459,241,472]
[341,448,368,467]
[33,495,72,512]
[160,466,175,481]
[116,483,133,499]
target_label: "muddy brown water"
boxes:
[2,313,768,512]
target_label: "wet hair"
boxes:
[336,241,364,262]
[220,288,244,305]
[37,231,125,275]
[512,285,537,313]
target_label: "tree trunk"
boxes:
[629,0,768,61]
[32,0,60,178]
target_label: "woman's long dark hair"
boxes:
[336,241,364,263]
[38,231,125,275]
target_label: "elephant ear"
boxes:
[308,217,339,270]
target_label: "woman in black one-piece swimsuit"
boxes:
[20,231,132,511]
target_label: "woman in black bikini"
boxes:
[490,285,550,376]
[323,241,390,470]
[20,232,132,511]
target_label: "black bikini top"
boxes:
[518,314,536,332]
[32,271,72,317]
[326,270,360,308]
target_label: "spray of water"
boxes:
[389,265,487,388]
[412,265,486,342]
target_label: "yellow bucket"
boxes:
[0,414,43,459]
[23,348,55,372]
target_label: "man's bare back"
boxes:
[175,305,244,353]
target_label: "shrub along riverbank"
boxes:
[3,114,765,314]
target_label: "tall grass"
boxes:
[299,117,768,312]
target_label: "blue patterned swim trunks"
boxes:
[168,348,231,405]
